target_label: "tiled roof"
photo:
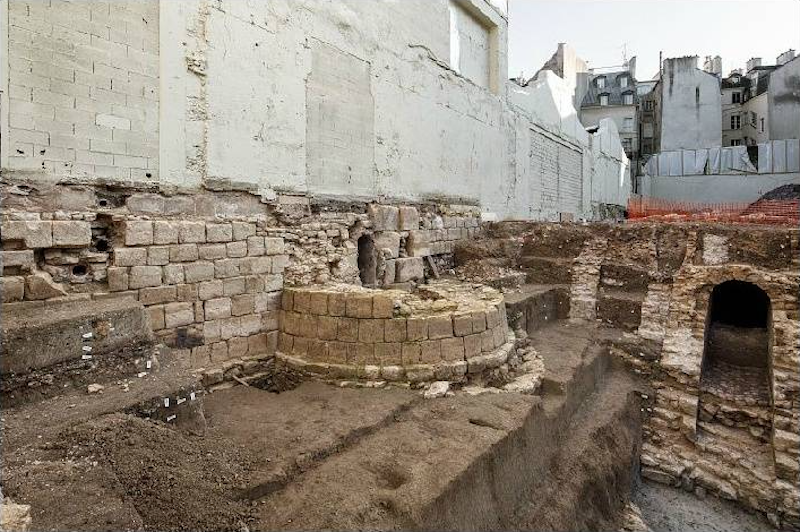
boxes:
[580,71,638,107]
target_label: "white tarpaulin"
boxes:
[668,151,683,176]
[730,146,756,173]
[786,139,800,172]
[773,140,787,173]
[658,152,671,176]
[694,149,709,174]
[720,148,734,173]
[682,150,695,176]
[708,148,721,174]
[758,142,773,174]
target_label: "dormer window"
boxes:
[622,92,634,105]
[599,94,609,106]
[596,76,606,89]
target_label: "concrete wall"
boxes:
[2,0,159,180]
[768,56,800,141]
[0,0,628,221]
[659,57,722,151]
[640,172,800,203]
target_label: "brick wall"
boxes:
[529,129,584,217]
[6,0,159,180]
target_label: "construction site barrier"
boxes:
[627,197,799,226]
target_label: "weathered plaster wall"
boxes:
[3,0,159,180]
[768,56,800,141]
[660,57,722,151]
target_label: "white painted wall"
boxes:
[641,172,800,203]
[660,57,722,151]
[768,56,800,141]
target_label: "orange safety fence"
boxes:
[627,197,800,226]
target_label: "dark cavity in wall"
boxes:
[358,235,377,287]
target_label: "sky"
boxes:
[508,0,800,81]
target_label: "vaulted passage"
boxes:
[698,281,773,469]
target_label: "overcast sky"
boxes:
[508,0,800,81]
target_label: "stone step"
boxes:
[504,284,569,334]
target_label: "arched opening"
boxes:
[357,235,377,287]
[698,281,773,468]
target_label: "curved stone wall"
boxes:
[277,281,512,382]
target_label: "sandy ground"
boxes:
[635,480,775,532]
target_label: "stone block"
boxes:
[368,204,399,231]
[147,246,170,266]
[170,244,199,263]
[114,247,147,267]
[240,314,262,336]
[359,319,385,343]
[337,317,359,342]
[147,305,166,330]
[184,261,214,283]
[241,256,271,275]
[2,250,35,270]
[472,311,487,333]
[24,271,67,300]
[293,291,311,313]
[486,307,501,328]
[382,260,396,285]
[406,231,431,257]
[453,314,473,337]
[227,241,248,258]
[346,293,373,318]
[232,294,255,316]
[441,337,465,361]
[317,316,338,340]
[374,231,401,258]
[271,255,288,274]
[176,283,198,302]
[281,290,294,311]
[264,274,283,292]
[420,340,442,364]
[375,343,402,365]
[292,336,309,356]
[198,280,224,301]
[129,265,162,289]
[153,221,180,244]
[398,206,420,231]
[223,277,246,297]
[407,317,428,341]
[395,257,424,282]
[327,292,346,316]
[248,332,269,354]
[265,237,284,255]
[228,336,249,359]
[210,341,228,363]
[232,222,256,241]
[309,292,328,315]
[262,310,280,331]
[205,297,232,320]
[327,341,348,364]
[384,318,407,342]
[402,343,422,365]
[372,295,395,318]
[106,267,130,292]
[163,264,185,285]
[247,236,265,256]
[215,258,243,278]
[140,286,177,306]
[464,334,482,357]
[279,332,294,353]
[1,276,25,302]
[124,220,154,246]
[428,315,453,339]
[2,220,53,248]
[206,223,232,243]
[480,329,494,352]
[179,222,206,243]
[349,343,376,365]
[52,221,91,247]
[198,243,226,260]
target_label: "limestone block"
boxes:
[346,294,373,318]
[247,236,266,256]
[129,265,162,289]
[176,283,198,302]
[205,297,232,320]
[368,204,400,231]
[316,316,337,340]
[232,294,255,316]
[228,336,249,359]
[223,277,246,297]
[210,341,228,363]
[52,221,91,247]
[232,222,256,241]
[372,295,394,318]
[153,221,180,244]
[382,259,396,285]
[293,291,311,313]
[206,223,233,243]
[170,244,199,263]
[402,343,422,365]
[163,264,185,285]
[271,255,288,274]
[1,276,25,302]
[184,261,214,283]
[374,232,401,258]
[107,267,129,292]
[227,241,248,258]
[441,337,465,361]
[179,221,206,243]
[264,274,283,292]
[198,244,227,260]
[464,334,482,357]
[241,256,270,275]
[114,247,147,267]
[375,343,402,365]
[147,246,170,266]
[147,305,166,330]
[248,332,269,354]
[25,271,67,300]
[164,302,194,328]
[309,292,328,315]
[328,292,346,316]
[428,315,454,339]
[395,257,424,282]
[385,318,407,342]
[1,502,32,532]
[124,220,154,246]
[2,250,35,270]
[407,317,428,341]
[486,307,501,328]
[265,237,285,256]
[398,206,420,231]
[359,319,385,343]
[337,317,359,342]
[140,286,177,306]
[480,329,495,352]
[472,311,487,333]
[453,314,473,337]
[420,340,442,364]
[406,231,431,257]
[2,220,53,248]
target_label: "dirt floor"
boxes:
[635,480,776,532]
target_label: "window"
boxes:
[619,76,628,88]
[596,76,606,89]
[731,139,742,146]
[621,138,632,152]
[696,87,700,104]
[760,118,765,132]
[643,100,654,111]
[623,118,634,131]
[622,92,634,105]
[599,94,609,106]
[751,112,757,127]
[731,115,741,130]
[732,92,741,103]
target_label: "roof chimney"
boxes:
[777,49,796,66]
[746,57,762,72]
